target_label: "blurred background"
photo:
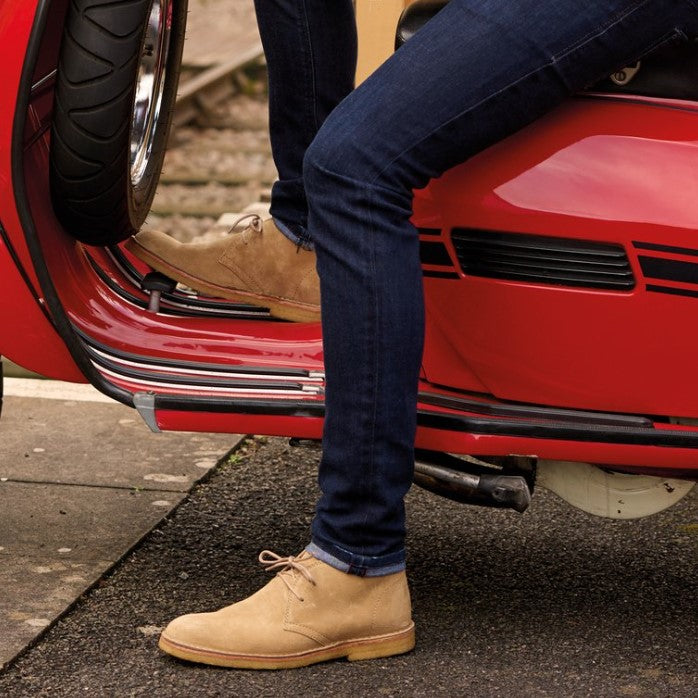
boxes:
[145,0,274,244]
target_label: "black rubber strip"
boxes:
[639,255,698,285]
[422,270,460,279]
[633,240,698,258]
[419,391,652,427]
[419,240,453,266]
[646,283,698,299]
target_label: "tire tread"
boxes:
[50,0,187,245]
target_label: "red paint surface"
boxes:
[419,99,698,417]
[0,0,83,380]
[4,5,698,473]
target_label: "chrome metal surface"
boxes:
[31,69,57,94]
[130,0,172,189]
[133,391,160,432]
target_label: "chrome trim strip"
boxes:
[31,69,57,94]
[87,345,324,383]
[134,391,160,432]
[93,363,323,396]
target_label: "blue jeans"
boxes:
[255,0,698,575]
[253,0,356,247]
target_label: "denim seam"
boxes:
[308,160,401,559]
[306,162,416,561]
[360,186,381,558]
[368,0,664,190]
[290,1,318,157]
[307,164,387,558]
[299,0,321,132]
[293,0,317,249]
[552,0,646,58]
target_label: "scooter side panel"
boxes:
[419,97,698,418]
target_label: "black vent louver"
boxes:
[451,229,635,290]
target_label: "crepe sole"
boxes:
[158,624,416,669]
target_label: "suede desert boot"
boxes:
[158,550,415,669]
[124,214,320,322]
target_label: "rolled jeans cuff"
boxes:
[273,216,314,251]
[306,540,406,577]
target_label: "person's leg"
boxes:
[126,0,357,321]
[254,0,357,246]
[306,0,698,573]
[159,0,698,669]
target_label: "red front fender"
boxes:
[0,0,84,381]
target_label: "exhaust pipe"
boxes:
[414,455,532,513]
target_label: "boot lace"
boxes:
[228,212,306,252]
[227,212,263,234]
[259,550,316,601]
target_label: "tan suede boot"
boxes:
[124,214,320,322]
[158,550,415,670]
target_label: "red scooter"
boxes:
[2,0,696,519]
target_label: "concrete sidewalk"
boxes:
[0,377,243,669]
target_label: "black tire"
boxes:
[50,0,188,246]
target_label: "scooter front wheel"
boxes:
[50,0,188,246]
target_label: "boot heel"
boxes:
[346,626,416,661]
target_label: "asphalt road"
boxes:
[0,436,696,697]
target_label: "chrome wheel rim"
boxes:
[130,0,171,190]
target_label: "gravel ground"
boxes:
[0,437,696,697]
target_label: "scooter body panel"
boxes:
[418,97,698,417]
[0,0,83,380]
